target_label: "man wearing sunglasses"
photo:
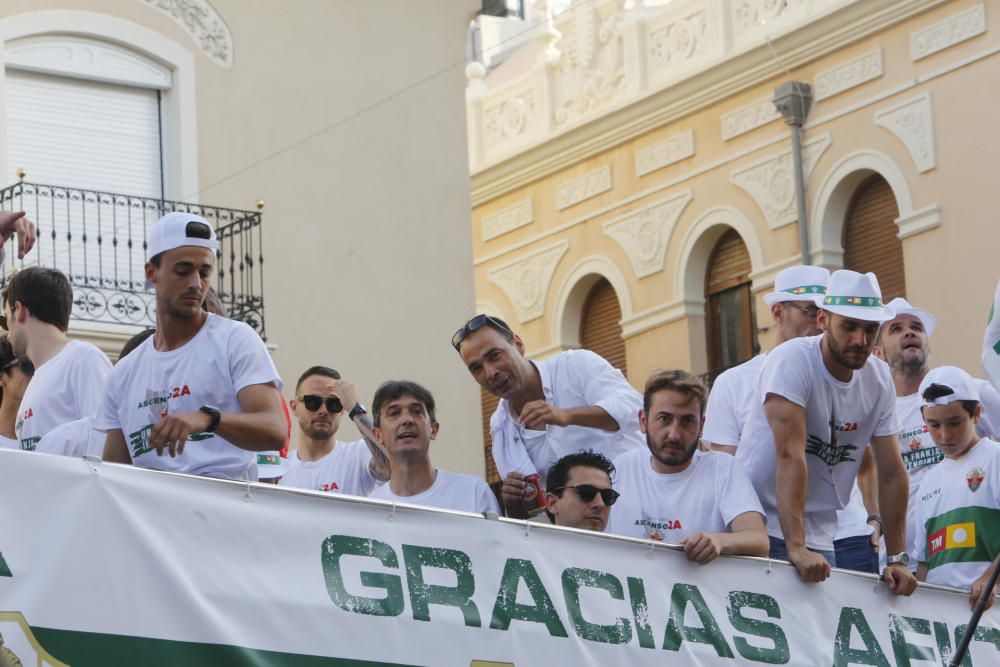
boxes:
[2,267,112,452]
[608,370,768,564]
[454,314,643,518]
[98,213,286,480]
[544,450,617,532]
[279,366,389,496]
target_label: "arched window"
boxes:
[705,229,756,375]
[579,277,627,376]
[843,174,906,300]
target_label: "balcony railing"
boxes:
[0,181,266,339]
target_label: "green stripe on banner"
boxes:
[31,628,421,667]
[0,550,10,577]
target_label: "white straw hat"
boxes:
[815,270,894,322]
[763,265,831,306]
[884,297,937,337]
[256,451,289,481]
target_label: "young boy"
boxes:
[914,366,999,610]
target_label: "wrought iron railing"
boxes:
[0,181,266,338]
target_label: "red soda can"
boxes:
[523,474,547,514]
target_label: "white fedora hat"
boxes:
[816,270,894,322]
[763,265,831,306]
[256,451,289,481]
[884,297,936,337]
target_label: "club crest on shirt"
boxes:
[908,438,921,451]
[966,467,985,492]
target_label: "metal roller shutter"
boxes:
[843,174,906,300]
[706,230,755,374]
[580,278,627,376]
[707,229,752,293]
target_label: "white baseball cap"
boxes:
[763,265,831,306]
[256,451,289,481]
[146,212,218,262]
[815,270,894,322]
[919,366,979,407]
[884,297,936,337]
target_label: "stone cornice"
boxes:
[469,0,946,207]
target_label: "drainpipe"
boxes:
[773,81,814,266]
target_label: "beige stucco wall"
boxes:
[470,0,1000,387]
[0,0,486,475]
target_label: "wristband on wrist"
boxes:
[866,514,883,531]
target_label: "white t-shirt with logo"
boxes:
[703,354,767,447]
[35,417,104,458]
[16,340,111,451]
[0,434,18,449]
[737,335,898,551]
[95,314,282,480]
[371,469,500,515]
[278,439,376,496]
[914,439,1000,589]
[834,483,871,540]
[607,449,764,542]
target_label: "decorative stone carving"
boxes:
[487,240,570,322]
[551,0,629,127]
[721,95,781,141]
[482,199,534,241]
[602,190,693,278]
[5,37,172,88]
[635,130,695,177]
[141,0,233,68]
[911,3,986,61]
[645,7,716,85]
[732,0,807,37]
[875,93,936,173]
[482,79,544,151]
[814,49,883,101]
[730,133,832,229]
[556,165,612,210]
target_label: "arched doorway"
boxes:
[705,229,756,379]
[579,277,627,376]
[843,174,906,300]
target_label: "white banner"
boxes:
[0,449,998,666]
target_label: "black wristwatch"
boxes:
[199,405,222,433]
[348,402,368,420]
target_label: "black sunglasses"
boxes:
[297,394,343,413]
[555,484,620,506]
[451,314,514,351]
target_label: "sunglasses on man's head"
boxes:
[451,314,514,351]
[555,484,620,506]
[297,395,343,413]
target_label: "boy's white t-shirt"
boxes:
[737,335,898,551]
[703,354,767,447]
[35,416,104,458]
[16,340,111,451]
[914,439,1000,589]
[371,469,500,515]
[278,439,376,496]
[608,449,764,542]
[95,313,282,480]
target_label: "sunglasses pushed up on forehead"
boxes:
[297,394,343,414]
[451,314,514,351]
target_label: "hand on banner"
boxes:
[0,210,36,259]
[787,547,831,583]
[969,571,997,611]
[681,531,722,565]
[882,563,917,596]
[501,472,532,518]
[149,410,213,457]
[518,401,569,431]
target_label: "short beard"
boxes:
[647,432,698,468]
[827,333,869,370]
[303,423,336,440]
[890,349,928,379]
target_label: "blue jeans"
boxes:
[834,535,879,574]
[768,536,837,567]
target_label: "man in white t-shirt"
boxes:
[609,370,768,563]
[913,366,999,610]
[875,298,1000,569]
[2,267,112,451]
[454,314,643,518]
[738,270,915,594]
[544,450,619,532]
[279,365,390,496]
[98,212,286,480]
[370,380,499,514]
